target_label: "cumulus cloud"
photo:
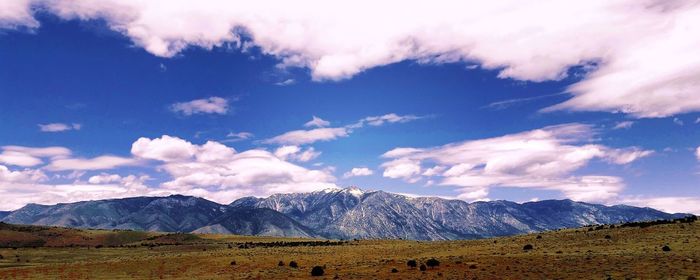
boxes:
[381,123,652,201]
[696,147,700,161]
[170,97,229,116]
[274,145,321,162]
[343,167,374,178]
[304,116,330,128]
[4,0,700,117]
[38,123,82,132]
[132,135,336,203]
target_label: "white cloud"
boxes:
[38,123,82,132]
[304,116,330,128]
[343,167,373,178]
[0,146,71,167]
[619,196,700,215]
[360,113,422,127]
[381,123,652,201]
[264,127,349,145]
[275,79,296,86]
[0,168,156,211]
[673,117,685,126]
[131,135,198,162]
[224,131,254,142]
[132,135,336,203]
[4,1,700,117]
[273,145,321,162]
[696,146,700,161]
[170,96,229,116]
[45,155,139,171]
[612,121,634,130]
[266,113,421,145]
[88,173,123,184]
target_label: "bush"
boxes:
[426,258,440,268]
[230,260,236,266]
[469,264,477,269]
[278,261,285,266]
[536,235,542,239]
[289,261,298,268]
[311,266,324,276]
[604,235,612,239]
[523,244,534,250]
[662,245,671,252]
[407,259,417,268]
[391,268,398,273]
[419,264,427,271]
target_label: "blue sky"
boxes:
[1,2,699,214]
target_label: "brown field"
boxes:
[0,220,698,279]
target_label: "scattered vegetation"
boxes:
[523,244,534,250]
[278,260,285,266]
[406,259,417,268]
[419,264,427,271]
[426,258,440,268]
[662,245,672,252]
[310,266,324,276]
[289,261,298,268]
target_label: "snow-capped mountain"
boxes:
[0,187,684,240]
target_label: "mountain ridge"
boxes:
[0,187,686,240]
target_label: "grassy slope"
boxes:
[0,220,697,279]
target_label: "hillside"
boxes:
[0,187,685,240]
[0,216,697,279]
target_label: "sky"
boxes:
[0,0,699,214]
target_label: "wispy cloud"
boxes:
[38,123,81,132]
[170,97,229,116]
[612,121,634,130]
[381,123,653,201]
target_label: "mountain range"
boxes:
[0,187,685,240]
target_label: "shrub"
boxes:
[230,260,236,266]
[0,254,3,259]
[604,235,612,239]
[662,245,671,252]
[278,261,285,266]
[311,266,324,276]
[536,235,542,239]
[469,264,477,269]
[391,268,398,273]
[426,258,440,268]
[419,264,427,271]
[523,244,534,250]
[289,261,298,268]
[407,259,417,268]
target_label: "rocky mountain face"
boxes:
[0,187,684,240]
[232,187,683,240]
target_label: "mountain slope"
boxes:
[193,207,318,238]
[1,187,685,240]
[233,187,684,240]
[2,195,226,232]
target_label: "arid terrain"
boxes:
[0,218,698,279]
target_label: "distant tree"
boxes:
[662,245,671,252]
[419,264,427,271]
[311,266,324,276]
[391,268,398,273]
[523,244,534,250]
[278,261,285,266]
[407,260,417,268]
[289,261,298,268]
[426,258,440,268]
[536,235,542,239]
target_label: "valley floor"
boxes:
[0,221,698,279]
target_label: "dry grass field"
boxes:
[0,219,698,279]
